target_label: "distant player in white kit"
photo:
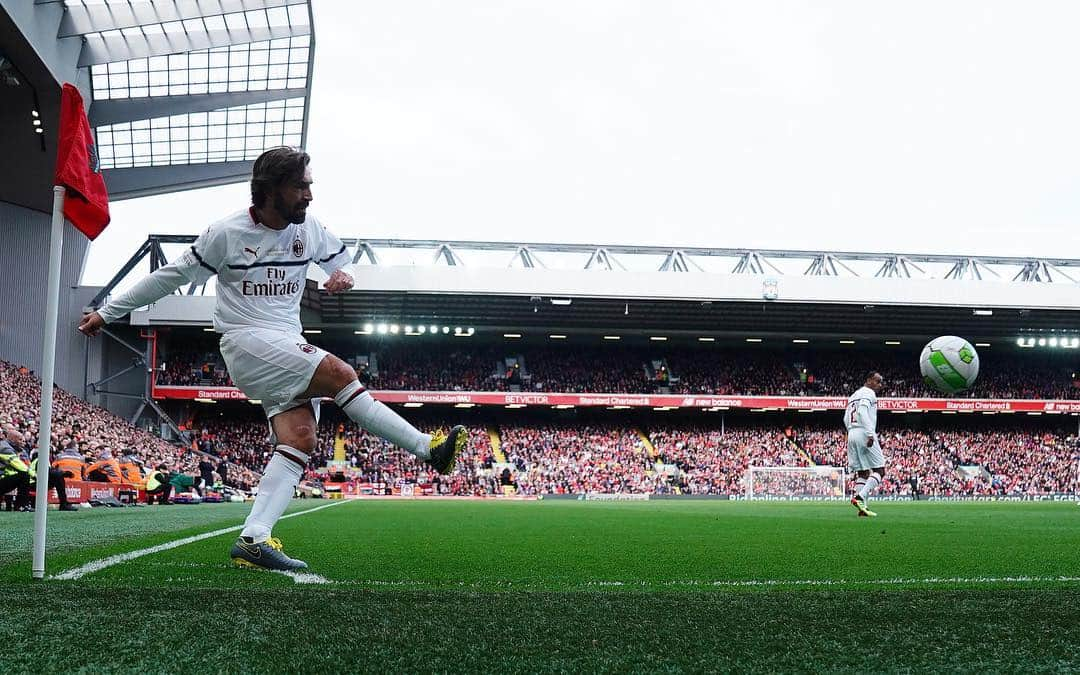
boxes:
[845,371,885,517]
[78,147,467,570]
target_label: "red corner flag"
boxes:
[54,83,110,240]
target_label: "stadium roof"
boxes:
[0,0,314,210]
[95,236,1080,341]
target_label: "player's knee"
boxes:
[277,424,316,453]
[291,427,317,453]
[872,469,885,482]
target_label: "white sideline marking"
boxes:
[273,570,332,584]
[592,575,1080,589]
[52,501,346,581]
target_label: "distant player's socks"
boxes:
[239,445,307,542]
[858,473,881,501]
[334,380,431,459]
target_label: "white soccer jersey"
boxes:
[844,386,878,433]
[99,208,349,335]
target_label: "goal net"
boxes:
[745,466,847,500]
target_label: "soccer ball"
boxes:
[919,336,980,394]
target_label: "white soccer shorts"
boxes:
[219,328,328,419]
[847,429,885,471]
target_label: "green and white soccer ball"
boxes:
[920,336,980,394]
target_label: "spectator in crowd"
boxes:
[198,457,216,490]
[86,448,124,484]
[144,463,173,505]
[29,447,79,511]
[217,456,230,487]
[120,452,143,484]
[0,433,31,510]
[53,444,86,480]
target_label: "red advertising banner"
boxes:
[152,385,1080,414]
[42,480,142,504]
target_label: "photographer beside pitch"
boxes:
[78,146,466,571]
[845,371,885,517]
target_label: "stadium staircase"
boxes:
[488,427,507,463]
[635,429,659,458]
[785,438,816,466]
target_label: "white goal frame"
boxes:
[745,466,848,500]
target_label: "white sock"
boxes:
[334,380,431,459]
[853,478,866,499]
[240,446,307,542]
[858,473,881,501]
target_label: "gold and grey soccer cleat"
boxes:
[427,425,467,475]
[230,536,308,571]
[851,496,877,517]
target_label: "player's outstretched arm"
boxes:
[77,265,193,337]
[79,226,225,336]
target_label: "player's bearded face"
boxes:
[273,169,312,224]
[273,190,308,224]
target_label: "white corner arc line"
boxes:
[52,500,346,581]
[273,569,333,584]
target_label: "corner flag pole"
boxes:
[32,185,67,580]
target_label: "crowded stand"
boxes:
[191,414,497,496]
[187,410,1079,498]
[7,348,1075,506]
[154,341,1080,400]
[648,426,810,494]
[797,425,1079,497]
[499,424,656,494]
[159,350,234,387]
[0,360,258,509]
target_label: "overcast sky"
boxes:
[83,1,1080,285]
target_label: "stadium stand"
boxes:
[155,341,1080,400]
[0,360,259,498]
[189,410,1079,498]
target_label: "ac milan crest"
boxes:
[292,238,305,257]
[298,343,316,354]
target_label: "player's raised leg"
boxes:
[231,404,316,570]
[303,354,467,474]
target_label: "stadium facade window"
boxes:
[89,38,310,101]
[96,98,306,169]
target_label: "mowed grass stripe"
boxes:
[73,500,1080,591]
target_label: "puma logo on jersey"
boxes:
[244,246,260,257]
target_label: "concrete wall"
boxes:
[0,200,92,393]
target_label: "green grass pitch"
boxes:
[0,500,1077,673]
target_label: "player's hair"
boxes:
[865,371,881,383]
[250,146,310,208]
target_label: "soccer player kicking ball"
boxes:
[78,147,466,571]
[844,371,885,517]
